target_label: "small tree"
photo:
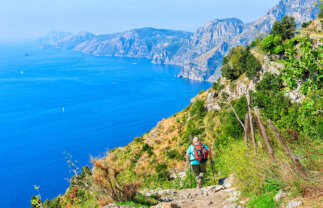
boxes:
[221,46,261,80]
[301,20,312,28]
[246,54,262,80]
[256,72,283,92]
[270,16,296,40]
[318,1,323,18]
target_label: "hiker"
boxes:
[186,137,213,188]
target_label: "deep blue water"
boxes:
[0,44,211,208]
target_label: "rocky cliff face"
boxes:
[173,18,244,81]
[178,0,320,82]
[40,0,320,82]
[42,28,192,61]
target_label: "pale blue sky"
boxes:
[1,0,279,41]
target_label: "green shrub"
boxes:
[46,198,62,208]
[141,143,153,156]
[183,120,203,140]
[251,90,291,121]
[256,72,283,92]
[212,78,224,92]
[198,89,206,94]
[166,149,180,159]
[116,193,158,208]
[273,45,284,54]
[261,34,284,54]
[215,96,248,148]
[263,177,284,193]
[155,163,170,180]
[261,35,275,52]
[248,193,278,208]
[250,35,264,48]
[131,153,141,166]
[31,196,42,208]
[190,99,206,119]
[246,54,262,80]
[79,165,91,180]
[134,137,143,143]
[273,35,282,45]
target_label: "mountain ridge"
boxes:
[39,0,320,82]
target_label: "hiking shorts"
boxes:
[192,162,207,179]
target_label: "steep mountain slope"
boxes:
[177,0,321,82]
[171,18,244,81]
[42,28,192,61]
[40,0,320,82]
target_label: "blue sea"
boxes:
[0,44,211,208]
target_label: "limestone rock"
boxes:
[151,202,179,208]
[288,200,302,208]
[103,204,133,208]
[170,171,187,179]
[274,189,288,201]
[223,175,234,188]
[205,91,220,111]
[308,19,323,32]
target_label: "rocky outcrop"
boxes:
[308,18,323,31]
[39,0,320,82]
[175,19,243,82]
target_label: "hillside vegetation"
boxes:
[32,14,323,208]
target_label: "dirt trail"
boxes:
[105,176,246,208]
[148,176,245,208]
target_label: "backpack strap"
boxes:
[188,144,196,162]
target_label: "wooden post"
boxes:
[267,119,307,178]
[244,113,249,146]
[229,101,251,145]
[247,90,257,150]
[254,107,275,160]
[229,101,245,129]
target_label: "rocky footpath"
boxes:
[103,175,306,208]
[105,176,245,208]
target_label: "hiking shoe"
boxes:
[196,178,202,188]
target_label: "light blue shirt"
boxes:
[187,143,209,165]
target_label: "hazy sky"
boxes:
[1,0,279,41]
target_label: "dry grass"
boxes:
[92,158,141,206]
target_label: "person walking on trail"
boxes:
[186,137,213,188]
